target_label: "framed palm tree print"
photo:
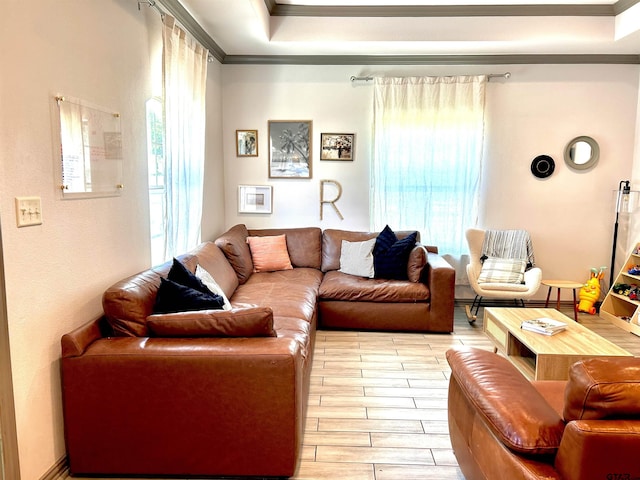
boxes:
[268,120,312,179]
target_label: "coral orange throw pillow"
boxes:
[246,234,293,272]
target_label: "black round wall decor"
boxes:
[530,155,555,179]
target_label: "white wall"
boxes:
[220,63,639,297]
[201,60,227,242]
[2,1,169,477]
[0,1,225,475]
[221,65,373,232]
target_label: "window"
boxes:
[146,97,165,266]
[371,76,487,257]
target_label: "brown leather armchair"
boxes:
[446,347,640,480]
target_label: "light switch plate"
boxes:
[15,196,43,227]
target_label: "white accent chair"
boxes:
[465,228,542,323]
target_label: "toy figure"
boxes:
[577,267,606,315]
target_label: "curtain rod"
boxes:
[138,0,164,17]
[350,72,511,82]
[137,0,215,63]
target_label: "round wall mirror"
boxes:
[564,136,599,171]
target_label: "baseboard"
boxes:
[40,456,68,480]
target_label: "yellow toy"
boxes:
[577,267,606,314]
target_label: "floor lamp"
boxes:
[611,180,631,288]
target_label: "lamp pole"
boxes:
[611,180,631,288]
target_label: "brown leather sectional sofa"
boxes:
[446,347,640,480]
[61,225,455,477]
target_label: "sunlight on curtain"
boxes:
[372,76,486,260]
[162,15,208,261]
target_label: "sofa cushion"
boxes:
[231,268,323,322]
[246,234,293,273]
[189,242,239,301]
[102,253,198,337]
[407,246,428,283]
[373,225,418,281]
[153,278,225,314]
[320,270,430,302]
[214,224,253,284]
[248,227,322,269]
[322,229,421,273]
[339,238,376,278]
[167,257,212,294]
[564,356,640,421]
[196,265,232,310]
[478,257,526,284]
[146,306,276,337]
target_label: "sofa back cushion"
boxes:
[103,243,237,337]
[322,229,422,274]
[214,224,254,284]
[190,242,239,300]
[102,253,197,337]
[248,227,322,269]
[563,357,640,421]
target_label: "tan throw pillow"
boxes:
[246,234,293,273]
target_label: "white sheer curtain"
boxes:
[162,15,208,260]
[372,76,487,264]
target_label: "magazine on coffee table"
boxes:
[521,317,567,336]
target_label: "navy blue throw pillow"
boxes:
[167,258,211,295]
[153,278,225,314]
[373,225,418,280]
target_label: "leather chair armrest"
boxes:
[426,252,455,322]
[555,420,640,480]
[447,347,565,456]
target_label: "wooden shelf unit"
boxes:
[600,246,640,336]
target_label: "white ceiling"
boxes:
[174,0,640,60]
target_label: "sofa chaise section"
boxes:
[61,237,319,478]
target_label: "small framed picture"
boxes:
[236,130,258,157]
[320,133,354,161]
[269,120,312,178]
[238,185,272,214]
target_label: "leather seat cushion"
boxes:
[230,268,323,322]
[319,270,430,302]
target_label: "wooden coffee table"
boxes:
[483,307,632,380]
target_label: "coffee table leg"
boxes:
[572,289,578,322]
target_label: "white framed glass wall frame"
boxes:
[56,95,124,198]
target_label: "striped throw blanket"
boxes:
[481,229,535,268]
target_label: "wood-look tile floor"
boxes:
[62,305,640,480]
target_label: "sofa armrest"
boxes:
[61,336,305,476]
[61,317,110,358]
[554,420,640,480]
[426,252,456,324]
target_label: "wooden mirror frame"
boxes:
[564,136,599,171]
